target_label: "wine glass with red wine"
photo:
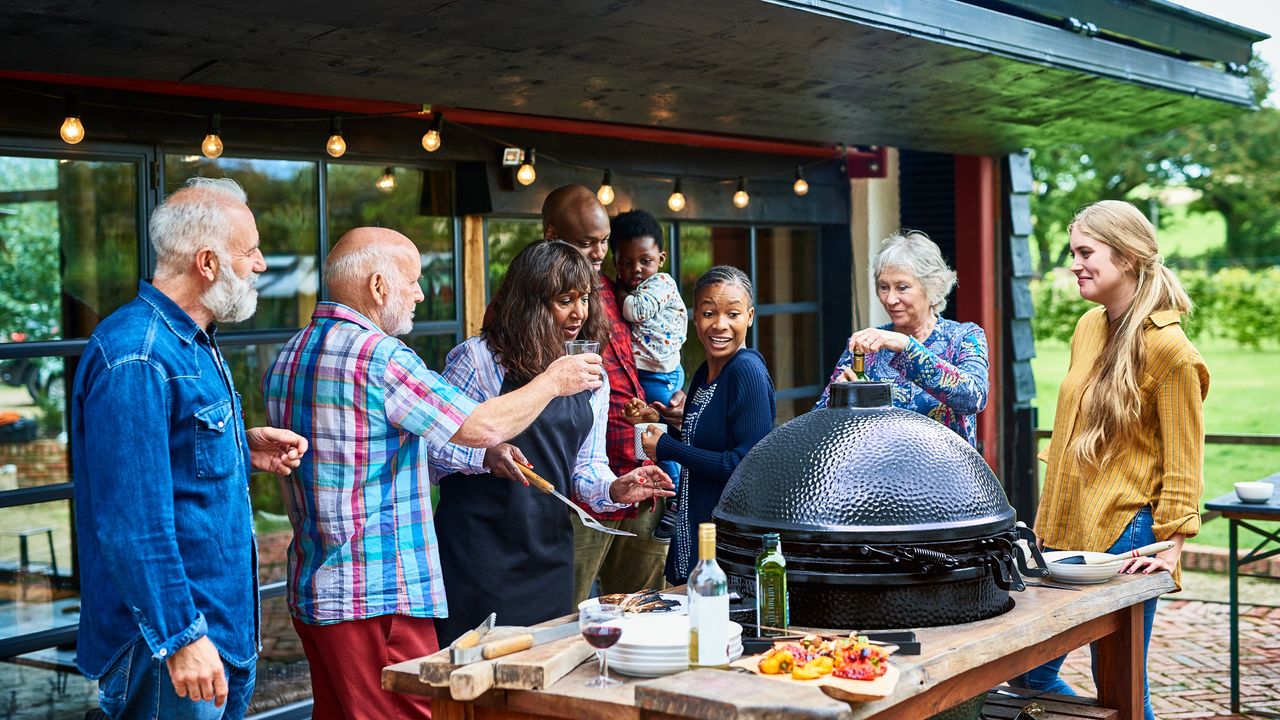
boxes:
[580,603,624,688]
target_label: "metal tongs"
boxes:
[517,464,635,536]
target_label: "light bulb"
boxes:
[667,179,686,212]
[422,129,441,152]
[202,133,224,159]
[516,148,537,186]
[732,177,749,209]
[793,167,809,196]
[376,167,396,192]
[326,134,347,158]
[326,116,346,158]
[60,116,84,145]
[597,170,614,206]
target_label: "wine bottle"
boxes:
[754,532,788,635]
[852,351,869,382]
[687,522,729,668]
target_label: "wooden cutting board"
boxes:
[729,654,899,703]
[416,621,595,701]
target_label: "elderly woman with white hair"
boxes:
[815,230,989,447]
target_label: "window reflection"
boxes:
[755,227,818,304]
[327,164,457,322]
[486,218,542,297]
[165,156,319,331]
[756,313,820,393]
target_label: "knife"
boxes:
[449,618,581,665]
[449,612,496,654]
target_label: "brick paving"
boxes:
[1058,598,1280,719]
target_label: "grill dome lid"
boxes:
[713,381,1014,544]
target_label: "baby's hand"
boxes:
[624,397,661,425]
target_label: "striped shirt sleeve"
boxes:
[571,373,627,513]
[426,338,494,482]
[382,342,479,451]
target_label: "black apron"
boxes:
[434,373,593,645]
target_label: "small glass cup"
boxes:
[579,603,624,688]
[565,340,600,356]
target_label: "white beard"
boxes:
[203,252,259,324]
[379,291,415,337]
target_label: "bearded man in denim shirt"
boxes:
[72,177,308,719]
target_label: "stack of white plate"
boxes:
[603,614,743,678]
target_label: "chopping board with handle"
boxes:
[418,619,594,701]
[729,655,900,703]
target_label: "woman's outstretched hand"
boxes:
[624,397,660,425]
[609,465,676,505]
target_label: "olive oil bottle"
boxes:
[754,533,788,635]
[687,522,729,668]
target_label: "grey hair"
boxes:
[873,229,957,313]
[151,177,249,280]
[694,265,753,303]
[324,244,404,293]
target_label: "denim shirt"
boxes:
[72,281,258,678]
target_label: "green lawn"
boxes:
[1157,204,1226,260]
[1031,337,1280,549]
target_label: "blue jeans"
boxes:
[97,638,256,720]
[638,366,684,489]
[1011,508,1158,720]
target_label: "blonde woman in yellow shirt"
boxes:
[1015,200,1208,720]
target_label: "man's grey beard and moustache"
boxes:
[379,289,415,337]
[202,251,260,324]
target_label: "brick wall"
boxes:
[0,440,68,486]
[1184,545,1280,577]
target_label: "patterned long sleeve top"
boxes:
[814,317,989,448]
[621,272,687,373]
[425,336,628,515]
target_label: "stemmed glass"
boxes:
[579,603,624,688]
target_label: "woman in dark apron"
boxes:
[431,241,674,644]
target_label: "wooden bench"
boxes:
[983,686,1118,720]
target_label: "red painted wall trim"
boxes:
[0,70,869,160]
[953,155,1000,472]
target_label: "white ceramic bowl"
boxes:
[1039,550,1123,584]
[1235,481,1274,504]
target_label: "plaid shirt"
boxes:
[262,303,478,624]
[589,273,648,519]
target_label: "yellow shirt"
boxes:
[1036,307,1209,587]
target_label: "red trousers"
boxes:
[293,615,438,720]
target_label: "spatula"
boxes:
[1054,540,1174,565]
[517,464,636,537]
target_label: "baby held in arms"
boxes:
[613,210,687,541]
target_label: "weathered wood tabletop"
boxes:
[384,572,1173,720]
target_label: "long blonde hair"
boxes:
[1069,200,1192,467]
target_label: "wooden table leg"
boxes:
[1094,602,1144,718]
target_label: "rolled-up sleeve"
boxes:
[383,344,479,452]
[889,324,989,415]
[571,374,627,513]
[1151,356,1209,541]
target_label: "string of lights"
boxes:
[23,84,846,210]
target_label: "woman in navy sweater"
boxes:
[641,265,776,584]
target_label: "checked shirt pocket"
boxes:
[194,399,239,479]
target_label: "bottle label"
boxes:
[690,593,730,666]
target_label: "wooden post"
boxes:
[1094,602,1145,718]
[953,155,1000,471]
[463,215,487,338]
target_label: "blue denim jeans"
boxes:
[97,638,256,720]
[638,366,684,489]
[1011,508,1158,720]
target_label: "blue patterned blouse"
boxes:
[814,318,990,448]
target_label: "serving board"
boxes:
[729,654,899,703]
[414,620,594,701]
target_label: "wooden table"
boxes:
[1205,471,1280,718]
[384,572,1171,719]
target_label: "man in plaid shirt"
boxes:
[263,227,602,720]
[537,186,673,603]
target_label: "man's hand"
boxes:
[247,427,308,475]
[484,443,532,484]
[623,397,660,425]
[609,465,676,505]
[167,636,228,707]
[651,390,686,426]
[542,354,604,396]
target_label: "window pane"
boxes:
[756,313,820,393]
[0,155,140,342]
[486,218,541,297]
[0,499,79,659]
[755,227,818,304]
[165,156,319,331]
[326,164,457,322]
[677,225,749,307]
[0,354,68,477]
[405,333,462,373]
[0,657,96,717]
